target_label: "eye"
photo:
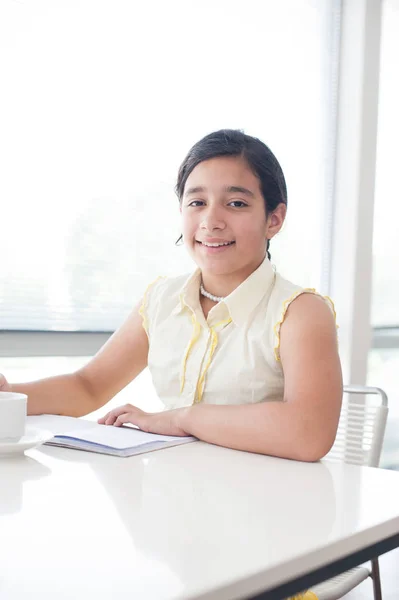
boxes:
[188,200,205,207]
[228,200,248,208]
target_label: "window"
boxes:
[0,0,340,333]
[368,0,399,470]
[371,0,399,329]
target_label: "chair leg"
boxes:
[371,557,382,600]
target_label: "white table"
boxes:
[1,441,399,600]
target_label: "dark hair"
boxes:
[175,129,287,260]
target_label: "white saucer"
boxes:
[0,427,54,457]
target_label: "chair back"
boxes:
[325,385,388,468]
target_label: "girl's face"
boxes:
[181,156,285,281]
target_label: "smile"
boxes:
[196,241,235,247]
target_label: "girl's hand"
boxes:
[0,374,12,392]
[97,404,190,437]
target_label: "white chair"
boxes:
[307,384,389,600]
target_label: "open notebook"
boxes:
[27,415,197,457]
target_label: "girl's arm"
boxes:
[181,293,343,461]
[8,302,149,417]
[101,294,342,462]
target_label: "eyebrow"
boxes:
[184,185,255,198]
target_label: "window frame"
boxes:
[327,0,384,385]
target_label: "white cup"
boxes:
[0,392,27,442]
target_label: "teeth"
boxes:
[202,241,233,247]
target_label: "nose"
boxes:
[200,204,226,232]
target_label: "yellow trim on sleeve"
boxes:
[273,289,338,362]
[138,276,165,338]
[322,294,337,322]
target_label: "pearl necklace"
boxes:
[200,283,225,303]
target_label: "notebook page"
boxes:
[27,414,196,449]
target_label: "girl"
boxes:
[0,129,342,462]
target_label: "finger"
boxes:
[100,404,134,426]
[114,413,132,427]
[97,413,110,424]
[105,412,122,426]
[98,410,117,424]
[114,408,146,428]
[97,408,118,423]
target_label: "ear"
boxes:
[265,203,286,240]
